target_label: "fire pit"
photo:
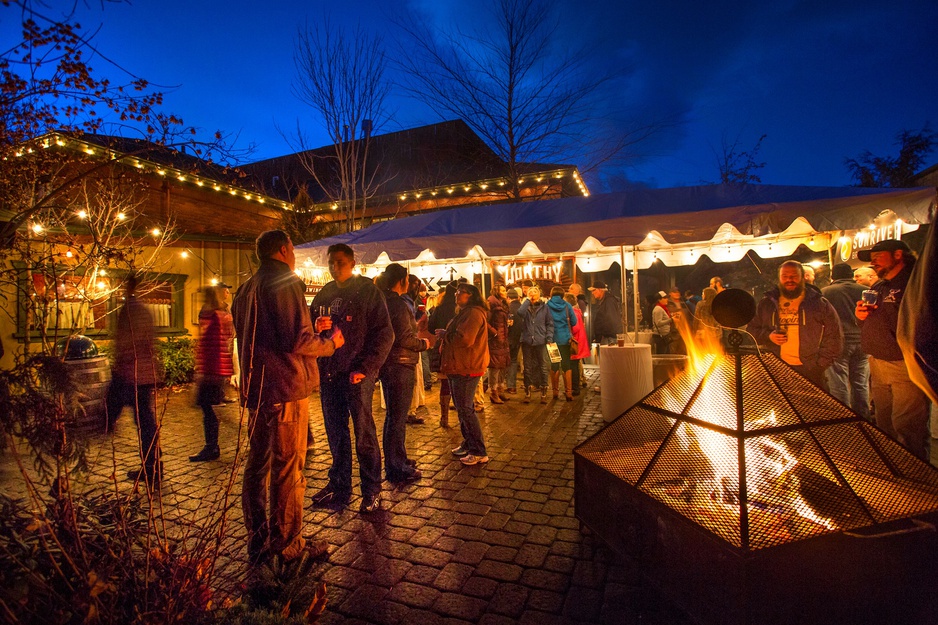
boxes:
[574,290,938,624]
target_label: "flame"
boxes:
[667,310,837,532]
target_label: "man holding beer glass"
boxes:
[856,239,929,460]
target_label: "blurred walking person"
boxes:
[106,273,161,487]
[190,284,235,462]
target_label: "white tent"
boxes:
[296,183,936,332]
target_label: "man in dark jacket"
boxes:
[378,264,429,484]
[232,230,344,566]
[856,239,929,459]
[588,280,622,346]
[822,263,870,419]
[505,287,524,393]
[310,244,394,513]
[747,260,842,390]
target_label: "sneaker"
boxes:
[188,446,220,462]
[406,414,425,425]
[359,492,381,513]
[451,445,469,457]
[311,486,350,507]
[459,454,490,466]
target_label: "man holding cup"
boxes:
[310,243,394,513]
[748,260,842,390]
[856,239,929,460]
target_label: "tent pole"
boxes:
[632,247,641,341]
[619,246,628,334]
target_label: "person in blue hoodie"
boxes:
[546,287,578,401]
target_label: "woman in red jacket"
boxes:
[440,284,490,466]
[190,284,235,462]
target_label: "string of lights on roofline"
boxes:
[307,167,590,214]
[393,168,590,203]
[13,134,291,210]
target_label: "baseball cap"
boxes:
[588,280,608,290]
[857,239,911,262]
[657,291,668,299]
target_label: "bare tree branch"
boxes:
[393,0,662,197]
[289,17,390,233]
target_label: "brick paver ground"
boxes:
[1,368,692,624]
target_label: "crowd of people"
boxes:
[103,230,931,570]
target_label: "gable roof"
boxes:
[240,119,579,203]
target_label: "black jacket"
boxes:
[232,258,335,409]
[860,264,912,361]
[821,279,864,342]
[382,290,428,368]
[747,285,843,373]
[311,276,393,380]
[591,294,622,339]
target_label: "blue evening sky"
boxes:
[4,0,936,191]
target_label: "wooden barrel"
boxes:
[65,356,111,431]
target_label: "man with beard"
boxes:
[748,260,842,389]
[855,239,930,460]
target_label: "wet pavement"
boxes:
[1,368,692,624]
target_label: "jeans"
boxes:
[826,340,871,420]
[196,379,223,447]
[506,344,521,390]
[522,343,548,389]
[243,399,309,561]
[869,357,930,460]
[448,375,486,456]
[421,352,431,389]
[106,380,159,473]
[571,358,582,392]
[380,363,418,481]
[319,373,383,498]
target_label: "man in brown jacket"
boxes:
[232,230,344,567]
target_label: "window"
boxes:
[14,264,187,339]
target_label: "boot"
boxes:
[540,387,549,404]
[523,386,532,403]
[440,402,450,428]
[550,371,560,399]
[490,390,505,404]
[564,370,574,402]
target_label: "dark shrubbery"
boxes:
[156,336,196,386]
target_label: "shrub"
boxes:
[156,336,196,386]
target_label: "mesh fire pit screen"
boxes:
[575,350,938,552]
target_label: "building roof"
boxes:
[240,119,584,205]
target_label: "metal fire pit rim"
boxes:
[574,455,938,557]
[636,401,867,438]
